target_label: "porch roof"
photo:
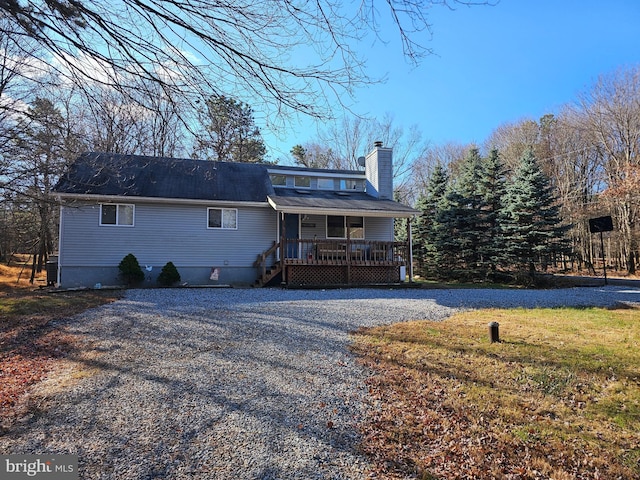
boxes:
[267,188,419,218]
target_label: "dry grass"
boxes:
[352,307,640,479]
[0,262,120,430]
[0,261,47,292]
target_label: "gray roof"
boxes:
[54,152,274,202]
[268,187,419,218]
[55,153,418,217]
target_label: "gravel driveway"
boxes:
[2,286,640,479]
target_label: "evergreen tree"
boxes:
[452,147,485,271]
[500,148,568,278]
[193,95,266,163]
[477,148,507,277]
[413,163,448,276]
[431,148,486,277]
[394,190,408,243]
[290,145,306,166]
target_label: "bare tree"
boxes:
[7,97,82,273]
[484,118,541,173]
[409,141,468,201]
[0,1,490,121]
[369,113,431,194]
[314,113,430,179]
[290,142,340,169]
[572,66,640,274]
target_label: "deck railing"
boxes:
[281,238,408,265]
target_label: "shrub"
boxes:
[157,261,181,286]
[118,253,145,286]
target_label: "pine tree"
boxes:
[413,163,448,276]
[193,95,266,163]
[500,148,568,279]
[477,148,507,278]
[434,148,485,277]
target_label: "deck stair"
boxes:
[254,241,281,287]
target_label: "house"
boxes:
[52,143,419,288]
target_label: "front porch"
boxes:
[255,238,411,286]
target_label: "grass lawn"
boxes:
[0,262,120,430]
[352,307,640,480]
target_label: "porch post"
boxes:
[346,217,351,285]
[280,211,286,284]
[407,217,414,283]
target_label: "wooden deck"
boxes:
[282,239,407,265]
[255,239,410,286]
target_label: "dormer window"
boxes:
[340,179,358,190]
[294,176,310,188]
[317,178,334,189]
[270,174,286,186]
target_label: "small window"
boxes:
[294,176,310,188]
[317,178,334,189]
[270,174,286,186]
[340,179,358,190]
[326,215,364,239]
[208,208,238,229]
[100,204,134,226]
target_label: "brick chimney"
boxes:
[365,142,393,199]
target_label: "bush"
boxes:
[157,261,181,286]
[118,253,145,286]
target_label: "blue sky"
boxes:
[264,0,640,161]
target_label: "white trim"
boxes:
[268,167,364,180]
[100,203,135,227]
[55,193,268,208]
[207,207,238,230]
[57,205,64,286]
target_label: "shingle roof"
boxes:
[268,187,419,218]
[54,153,419,217]
[54,152,274,202]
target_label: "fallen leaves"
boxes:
[0,288,119,431]
[351,314,640,480]
[0,315,75,429]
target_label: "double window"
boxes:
[327,215,364,239]
[208,208,238,229]
[100,204,134,226]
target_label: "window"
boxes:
[294,176,310,188]
[326,215,364,239]
[317,178,334,189]
[208,208,237,229]
[100,204,134,226]
[347,216,364,239]
[270,174,286,186]
[340,179,358,190]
